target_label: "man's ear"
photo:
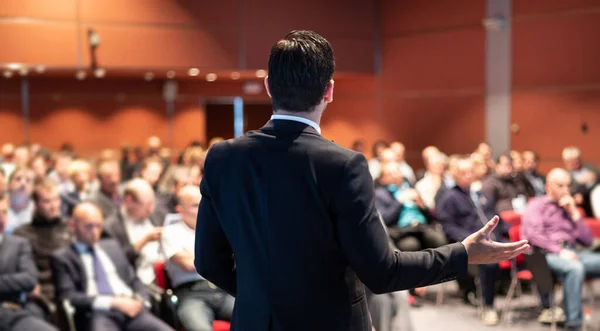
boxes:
[264,77,272,98]
[323,79,334,103]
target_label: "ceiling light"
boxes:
[206,73,217,82]
[167,70,176,79]
[144,72,154,81]
[35,65,46,73]
[230,72,240,80]
[94,68,106,78]
[6,63,21,70]
[75,70,87,80]
[18,67,28,76]
[3,71,13,78]
[188,68,200,76]
[255,69,267,78]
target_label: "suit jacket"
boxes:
[85,189,121,220]
[0,236,39,304]
[51,239,148,314]
[195,119,468,331]
[102,211,163,269]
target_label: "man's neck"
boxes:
[273,110,322,126]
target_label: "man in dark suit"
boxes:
[194,30,529,331]
[51,202,172,331]
[0,193,57,331]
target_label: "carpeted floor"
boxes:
[391,280,600,331]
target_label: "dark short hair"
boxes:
[267,30,335,113]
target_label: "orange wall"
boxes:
[0,75,377,157]
[512,0,600,172]
[380,0,486,167]
[0,0,376,73]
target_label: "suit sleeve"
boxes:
[0,239,38,296]
[0,238,39,295]
[51,253,94,312]
[332,153,468,294]
[194,151,237,297]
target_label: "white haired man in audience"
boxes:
[389,142,416,186]
[5,167,35,234]
[522,168,600,331]
[415,151,447,210]
[103,179,165,285]
[562,146,599,217]
[161,185,234,331]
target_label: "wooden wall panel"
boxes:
[0,0,76,20]
[382,0,484,36]
[512,12,600,87]
[382,28,484,91]
[512,90,600,172]
[380,94,485,166]
[0,22,78,65]
[80,0,237,28]
[87,26,238,69]
[513,0,600,16]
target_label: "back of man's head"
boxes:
[267,30,335,113]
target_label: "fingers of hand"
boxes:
[481,216,499,235]
[493,240,529,249]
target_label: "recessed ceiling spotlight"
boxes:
[188,68,200,76]
[255,69,267,78]
[167,70,176,79]
[206,73,217,82]
[230,72,240,80]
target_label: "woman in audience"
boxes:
[415,152,447,210]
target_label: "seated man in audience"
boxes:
[562,146,599,217]
[103,179,165,285]
[13,179,72,318]
[510,150,536,199]
[51,202,173,331]
[375,161,446,252]
[481,153,532,213]
[5,167,35,234]
[87,160,123,219]
[61,159,92,218]
[161,185,234,331]
[436,156,508,326]
[523,150,546,196]
[415,151,447,210]
[0,193,58,331]
[522,168,600,331]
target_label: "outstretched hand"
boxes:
[461,216,530,265]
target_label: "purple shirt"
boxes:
[522,196,593,254]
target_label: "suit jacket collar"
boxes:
[260,119,320,136]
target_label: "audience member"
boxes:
[103,179,165,285]
[367,140,389,181]
[61,159,92,217]
[0,193,58,331]
[87,160,123,219]
[436,156,508,326]
[375,162,446,251]
[522,168,600,330]
[415,151,447,209]
[161,185,234,331]
[51,202,173,331]
[13,179,72,307]
[562,146,599,216]
[481,153,531,213]
[5,167,35,234]
[390,142,416,185]
[523,150,546,196]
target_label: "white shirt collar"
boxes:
[270,114,321,134]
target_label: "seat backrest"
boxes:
[508,225,521,242]
[154,261,167,290]
[500,210,522,227]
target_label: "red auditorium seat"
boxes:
[499,210,522,227]
[584,218,600,238]
[153,262,231,331]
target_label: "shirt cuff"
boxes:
[92,296,113,311]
